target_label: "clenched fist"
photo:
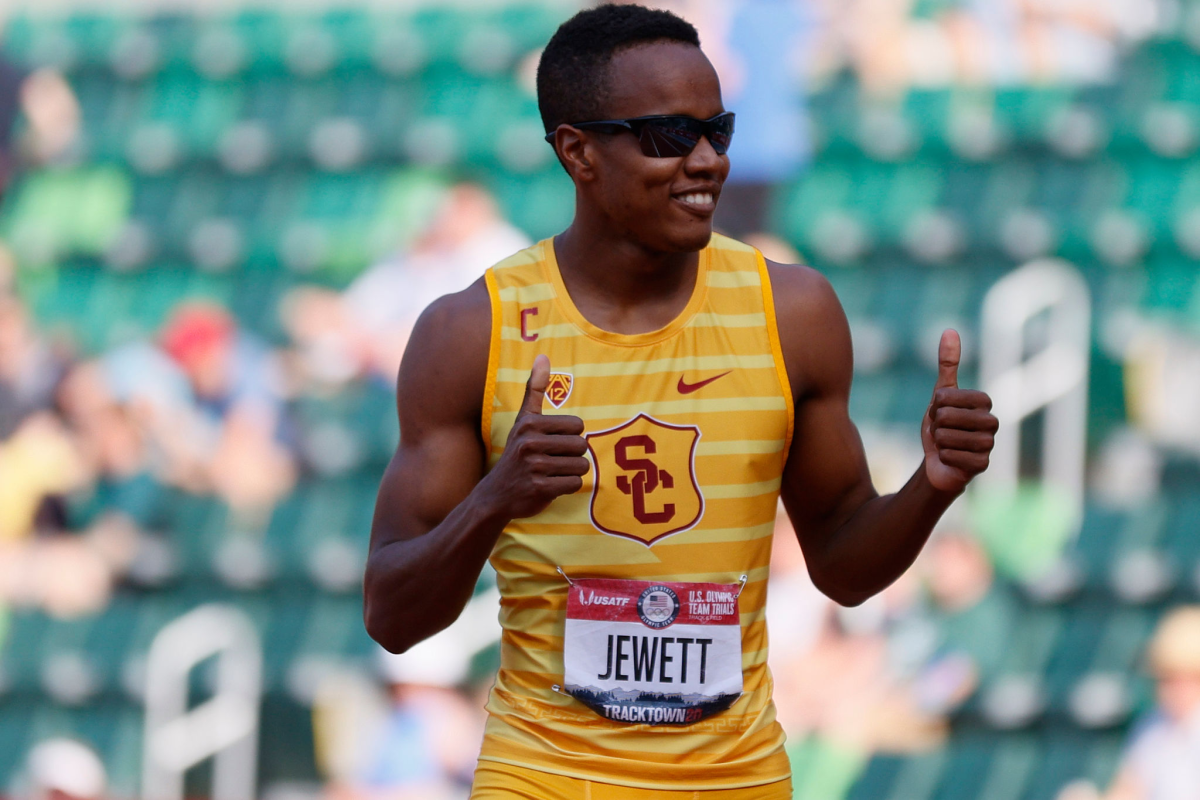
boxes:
[481,354,590,520]
[922,330,999,494]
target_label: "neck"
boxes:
[553,211,702,335]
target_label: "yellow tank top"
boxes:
[477,233,794,790]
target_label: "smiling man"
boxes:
[363,5,998,798]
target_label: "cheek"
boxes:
[599,158,677,210]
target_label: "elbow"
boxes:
[364,600,417,655]
[362,574,416,654]
[830,590,873,608]
[807,564,875,608]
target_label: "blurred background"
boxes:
[0,0,1197,798]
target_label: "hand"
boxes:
[481,354,589,519]
[922,330,998,493]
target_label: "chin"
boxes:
[653,222,714,254]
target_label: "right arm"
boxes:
[363,278,588,653]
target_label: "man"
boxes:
[364,5,998,798]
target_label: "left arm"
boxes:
[768,261,998,606]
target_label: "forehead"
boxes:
[602,41,724,120]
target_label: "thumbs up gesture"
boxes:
[483,355,590,520]
[921,330,999,494]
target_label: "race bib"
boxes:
[562,577,743,726]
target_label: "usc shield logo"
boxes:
[585,414,704,546]
[546,372,573,408]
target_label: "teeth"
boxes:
[680,192,713,206]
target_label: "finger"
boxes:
[937,449,990,473]
[525,414,586,436]
[935,329,961,391]
[933,428,995,453]
[540,475,584,496]
[523,434,589,457]
[932,407,999,432]
[931,388,992,411]
[536,455,590,477]
[519,354,551,417]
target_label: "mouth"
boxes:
[672,191,717,216]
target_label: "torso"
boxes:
[475,233,795,790]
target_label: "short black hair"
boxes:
[537,4,700,134]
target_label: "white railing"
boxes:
[979,258,1091,532]
[142,605,261,800]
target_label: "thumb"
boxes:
[935,329,961,391]
[519,354,551,416]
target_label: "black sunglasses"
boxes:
[544,112,735,158]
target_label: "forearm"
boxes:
[363,480,509,653]
[807,466,959,605]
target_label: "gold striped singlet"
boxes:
[477,233,794,790]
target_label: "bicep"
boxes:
[370,421,484,548]
[780,392,875,537]
[368,280,491,552]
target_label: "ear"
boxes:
[554,126,597,183]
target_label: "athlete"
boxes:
[364,5,998,798]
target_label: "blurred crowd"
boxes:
[0,173,530,615]
[0,0,1198,798]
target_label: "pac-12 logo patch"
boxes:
[637,585,680,629]
[546,372,573,408]
[585,413,703,547]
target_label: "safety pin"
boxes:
[734,574,748,598]
[556,566,575,586]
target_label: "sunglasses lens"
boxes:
[640,119,703,158]
[638,116,734,157]
[708,115,734,154]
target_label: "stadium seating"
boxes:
[2,4,1200,796]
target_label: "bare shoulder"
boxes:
[765,259,842,319]
[764,259,852,401]
[396,276,492,436]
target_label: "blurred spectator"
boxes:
[912,531,1017,716]
[767,510,942,800]
[23,738,106,800]
[159,302,295,516]
[0,289,78,544]
[1124,325,1200,457]
[316,589,499,800]
[806,0,1159,95]
[1105,607,1200,800]
[17,68,81,165]
[0,52,80,198]
[718,0,813,236]
[0,411,84,542]
[283,182,530,390]
[0,293,65,439]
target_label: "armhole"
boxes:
[481,268,503,463]
[755,250,796,456]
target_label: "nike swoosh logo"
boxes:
[677,371,732,394]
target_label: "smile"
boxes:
[673,192,716,213]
